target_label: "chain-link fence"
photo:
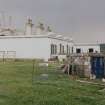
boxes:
[0,59,105,105]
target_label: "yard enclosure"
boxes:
[0,60,104,105]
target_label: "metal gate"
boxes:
[91,56,104,78]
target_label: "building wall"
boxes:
[49,38,73,60]
[74,44,100,54]
[100,44,105,54]
[0,37,50,61]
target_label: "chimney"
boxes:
[36,22,45,34]
[25,18,33,35]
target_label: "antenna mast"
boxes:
[9,16,12,28]
[1,11,5,28]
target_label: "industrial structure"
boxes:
[0,18,73,61]
[0,16,105,62]
[0,16,105,79]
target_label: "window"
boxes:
[76,48,81,53]
[69,47,70,54]
[89,48,94,53]
[51,44,57,55]
[59,44,65,54]
[72,47,74,53]
[67,45,69,54]
[60,44,62,54]
[51,44,54,54]
[54,45,57,54]
[62,45,64,54]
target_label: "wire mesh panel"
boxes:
[32,61,75,105]
[5,51,16,61]
[0,51,16,62]
[33,61,64,83]
[0,60,104,105]
[0,51,5,61]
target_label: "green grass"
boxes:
[0,61,104,105]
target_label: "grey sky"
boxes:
[0,0,105,43]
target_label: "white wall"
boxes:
[0,36,73,61]
[0,37,50,61]
[50,38,73,54]
[74,44,100,53]
[49,38,73,60]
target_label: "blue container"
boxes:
[91,56,104,79]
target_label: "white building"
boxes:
[0,18,73,61]
[73,43,100,54]
[0,17,102,61]
[0,35,73,61]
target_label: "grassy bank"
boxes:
[0,61,104,105]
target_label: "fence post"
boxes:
[32,59,35,105]
[3,51,5,63]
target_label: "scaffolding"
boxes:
[62,53,105,79]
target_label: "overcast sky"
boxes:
[0,0,105,43]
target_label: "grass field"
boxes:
[0,61,105,105]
